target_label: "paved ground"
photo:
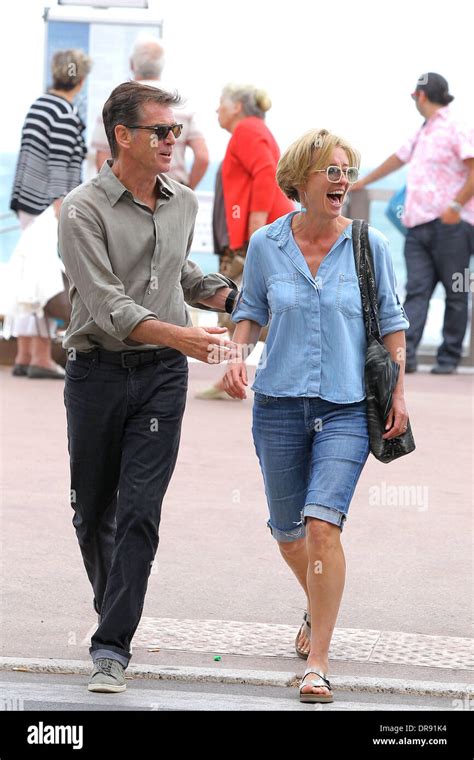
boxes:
[0,670,462,711]
[0,357,473,703]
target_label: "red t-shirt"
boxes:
[222,117,294,249]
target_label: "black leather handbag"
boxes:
[352,219,416,463]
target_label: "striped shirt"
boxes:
[10,93,87,215]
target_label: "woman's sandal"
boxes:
[299,667,334,703]
[295,611,311,659]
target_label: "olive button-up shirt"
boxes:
[58,160,235,352]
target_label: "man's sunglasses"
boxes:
[313,166,360,184]
[123,123,184,140]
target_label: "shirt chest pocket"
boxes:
[335,273,363,319]
[267,273,299,313]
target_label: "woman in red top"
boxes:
[220,83,294,249]
[196,83,294,400]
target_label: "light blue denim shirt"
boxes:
[232,211,410,403]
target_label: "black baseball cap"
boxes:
[412,72,454,105]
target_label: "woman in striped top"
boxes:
[8,49,91,379]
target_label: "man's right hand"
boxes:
[173,326,236,364]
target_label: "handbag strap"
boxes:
[352,219,382,341]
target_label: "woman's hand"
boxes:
[382,393,409,439]
[223,320,262,398]
[223,349,248,399]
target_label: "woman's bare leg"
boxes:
[301,518,346,696]
[30,336,58,370]
[278,537,311,656]
[14,336,32,365]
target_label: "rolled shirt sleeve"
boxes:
[180,227,237,310]
[369,227,410,337]
[59,200,159,342]
[181,259,237,310]
[454,123,474,161]
[231,235,270,326]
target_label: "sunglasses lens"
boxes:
[327,166,342,182]
[154,126,169,140]
[347,167,359,183]
[155,124,183,140]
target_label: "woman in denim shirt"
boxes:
[223,129,410,703]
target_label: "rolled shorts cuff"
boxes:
[266,518,305,543]
[90,647,130,668]
[303,503,347,531]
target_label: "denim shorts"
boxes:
[252,394,370,539]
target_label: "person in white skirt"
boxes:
[7,49,91,378]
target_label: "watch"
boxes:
[224,289,238,314]
[448,201,462,213]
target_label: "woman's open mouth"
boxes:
[326,190,345,207]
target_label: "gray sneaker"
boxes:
[88,658,126,693]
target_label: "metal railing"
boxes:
[345,188,474,367]
[2,192,473,365]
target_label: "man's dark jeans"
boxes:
[63,348,188,667]
[403,219,472,367]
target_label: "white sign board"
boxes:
[44,6,163,133]
[58,1,148,7]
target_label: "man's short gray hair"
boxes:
[130,36,165,80]
[103,81,181,158]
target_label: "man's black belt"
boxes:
[75,347,182,369]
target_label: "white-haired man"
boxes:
[91,36,209,188]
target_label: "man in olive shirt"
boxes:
[59,82,238,693]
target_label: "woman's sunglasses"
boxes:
[123,123,184,140]
[313,166,360,184]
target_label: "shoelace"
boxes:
[97,658,115,675]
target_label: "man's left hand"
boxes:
[440,207,461,225]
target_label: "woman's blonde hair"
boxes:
[51,49,92,91]
[221,83,272,119]
[277,128,361,202]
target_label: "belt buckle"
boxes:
[121,352,140,368]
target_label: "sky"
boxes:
[1,0,473,168]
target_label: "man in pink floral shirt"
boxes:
[353,73,474,374]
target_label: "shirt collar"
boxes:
[99,159,175,207]
[429,105,450,123]
[266,211,298,243]
[266,211,353,243]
